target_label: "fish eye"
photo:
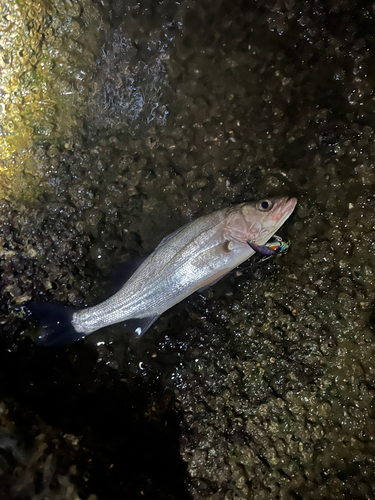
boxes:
[256,199,273,212]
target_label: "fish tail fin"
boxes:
[25,301,85,347]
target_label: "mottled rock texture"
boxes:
[1,0,375,499]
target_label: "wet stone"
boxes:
[1,0,375,500]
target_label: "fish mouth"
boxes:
[276,197,298,224]
[270,196,297,236]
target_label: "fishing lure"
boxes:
[247,235,289,256]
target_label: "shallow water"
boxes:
[1,1,375,499]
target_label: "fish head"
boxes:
[223,197,297,245]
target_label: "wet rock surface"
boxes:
[1,0,375,499]
[0,0,107,200]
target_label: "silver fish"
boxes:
[27,197,297,346]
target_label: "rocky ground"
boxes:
[0,0,375,499]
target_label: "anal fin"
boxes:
[126,315,160,337]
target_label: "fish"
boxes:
[26,196,297,346]
[248,234,289,256]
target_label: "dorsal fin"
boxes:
[153,222,190,252]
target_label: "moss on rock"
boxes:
[0,0,106,200]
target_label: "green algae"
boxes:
[0,0,107,200]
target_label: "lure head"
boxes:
[266,236,290,254]
[223,197,297,246]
